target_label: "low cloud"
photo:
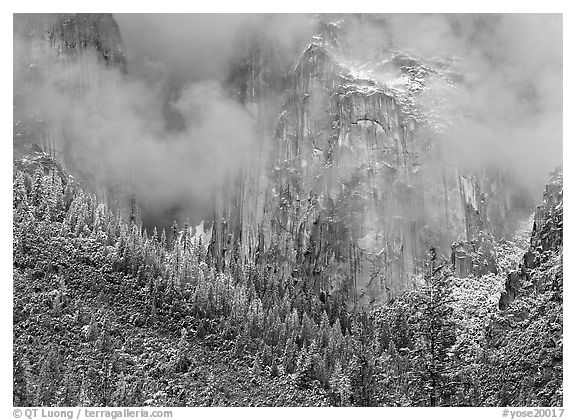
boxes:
[13,13,562,231]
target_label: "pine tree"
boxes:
[160,229,167,249]
[329,360,351,406]
[174,328,190,373]
[410,262,457,406]
[295,344,314,388]
[13,171,28,209]
[283,333,298,374]
[270,357,279,377]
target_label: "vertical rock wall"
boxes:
[212,24,532,306]
[13,13,130,218]
[213,37,482,306]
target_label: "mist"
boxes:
[13,13,562,233]
[355,14,562,194]
[13,27,256,231]
[425,14,562,194]
[115,14,313,84]
[13,14,313,232]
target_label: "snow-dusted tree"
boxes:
[409,262,457,406]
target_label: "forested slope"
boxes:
[13,150,562,406]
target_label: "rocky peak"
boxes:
[498,168,563,310]
[14,13,126,71]
[210,21,528,307]
[530,167,563,255]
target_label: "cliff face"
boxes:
[211,19,528,307]
[13,13,130,217]
[258,43,459,304]
[530,168,563,256]
[498,167,563,311]
[13,14,534,307]
[13,13,125,71]
[481,169,563,406]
